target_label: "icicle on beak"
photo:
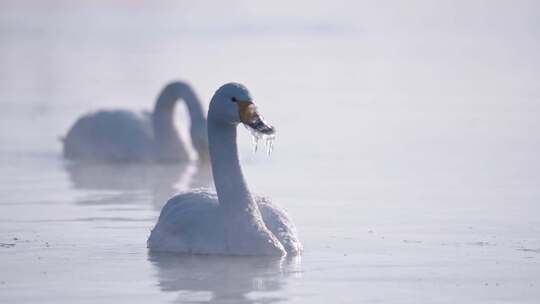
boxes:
[235,100,276,155]
[237,101,275,136]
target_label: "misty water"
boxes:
[1,1,539,303]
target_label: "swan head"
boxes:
[209,83,275,135]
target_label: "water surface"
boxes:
[1,1,539,303]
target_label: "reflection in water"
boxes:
[64,161,213,209]
[149,252,301,304]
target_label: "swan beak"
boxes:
[237,101,275,135]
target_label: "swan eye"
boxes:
[231,97,237,102]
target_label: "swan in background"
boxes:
[148,83,301,256]
[63,81,208,162]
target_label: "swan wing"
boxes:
[63,110,153,161]
[255,195,303,254]
[148,189,226,254]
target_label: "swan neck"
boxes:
[152,83,207,156]
[154,83,205,129]
[153,94,174,137]
[184,91,206,130]
[208,121,253,209]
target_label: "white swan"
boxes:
[148,83,302,256]
[63,81,208,162]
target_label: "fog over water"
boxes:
[1,1,539,303]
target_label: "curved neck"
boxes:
[152,82,206,156]
[208,120,254,209]
[153,82,205,135]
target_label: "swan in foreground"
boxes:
[148,83,301,256]
[63,81,208,162]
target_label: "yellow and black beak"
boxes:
[236,101,275,135]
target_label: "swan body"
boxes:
[148,83,301,256]
[147,189,301,255]
[63,81,208,162]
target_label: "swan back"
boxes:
[63,110,153,162]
